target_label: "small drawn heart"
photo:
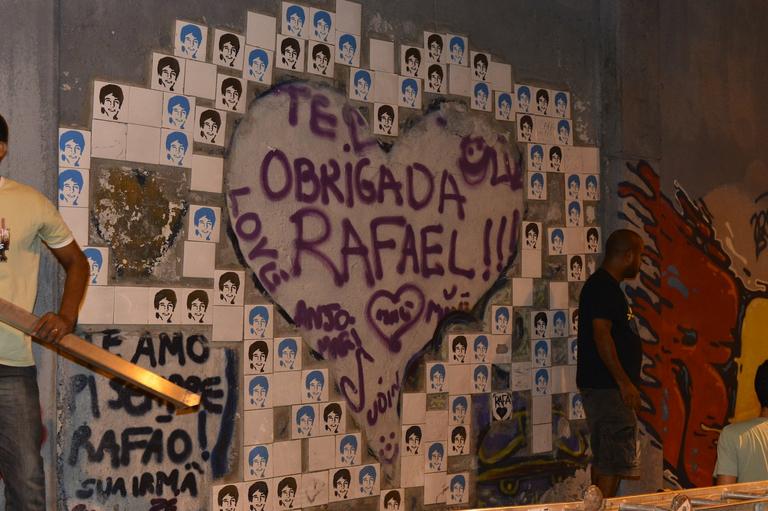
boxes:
[495,406,509,420]
[365,284,425,353]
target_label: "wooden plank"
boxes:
[0,297,201,410]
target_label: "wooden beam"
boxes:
[0,297,201,410]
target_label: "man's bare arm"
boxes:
[716,475,737,485]
[593,318,641,410]
[32,240,89,343]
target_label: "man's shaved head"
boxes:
[603,229,643,279]
[605,229,642,258]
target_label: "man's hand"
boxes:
[619,380,641,411]
[32,312,75,344]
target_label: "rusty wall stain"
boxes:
[91,166,187,278]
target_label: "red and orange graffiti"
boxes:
[619,161,741,488]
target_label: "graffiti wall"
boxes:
[618,160,768,489]
[46,1,605,509]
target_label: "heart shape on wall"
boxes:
[227,82,523,478]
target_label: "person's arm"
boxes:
[593,318,641,411]
[31,240,89,343]
[716,475,737,485]
[714,425,738,485]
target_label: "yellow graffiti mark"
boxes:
[734,297,768,422]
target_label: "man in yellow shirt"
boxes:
[0,113,89,509]
[715,360,768,484]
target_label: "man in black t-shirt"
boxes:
[577,229,644,497]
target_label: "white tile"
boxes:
[488,61,512,91]
[401,393,426,425]
[348,68,374,102]
[216,74,246,113]
[244,408,274,444]
[281,3,309,39]
[335,0,361,35]
[180,288,213,325]
[373,71,400,104]
[301,471,329,507]
[188,205,222,242]
[445,364,470,395]
[125,124,161,165]
[244,339,273,375]
[127,87,163,127]
[308,8,335,43]
[243,303,274,339]
[336,433,361,467]
[512,277,533,306]
[424,63,446,94]
[159,129,191,168]
[400,45,426,78]
[306,41,334,78]
[275,35,305,72]
[271,371,301,406]
[491,306,512,334]
[329,467,353,502]
[495,90,514,122]
[351,464,380,498]
[532,423,552,453]
[190,154,224,193]
[79,286,115,325]
[380,489,404,511]
[174,20,208,61]
[424,472,447,505]
[292,403,318,438]
[214,269,244,306]
[147,287,182,325]
[448,64,471,96]
[319,401,346,435]
[308,436,336,472]
[397,76,422,109]
[211,484,244,511]
[244,374,272,410]
[82,246,107,285]
[549,282,569,310]
[182,241,216,278]
[471,80,492,111]
[213,29,246,70]
[470,51,491,82]
[194,106,227,146]
[57,168,88,208]
[244,444,273,480]
[184,60,217,100]
[532,395,552,425]
[521,250,541,278]
[373,102,397,136]
[446,472,470,505]
[161,93,195,133]
[424,411,448,442]
[58,128,91,169]
[369,39,394,73]
[150,53,186,94]
[424,32,446,64]
[113,286,150,324]
[445,34,468,66]
[247,12,277,50]
[301,368,329,404]
[275,337,302,371]
[400,455,424,487]
[335,32,360,67]
[90,120,126,160]
[212,305,244,342]
[243,46,274,85]
[59,207,88,246]
[93,81,130,123]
